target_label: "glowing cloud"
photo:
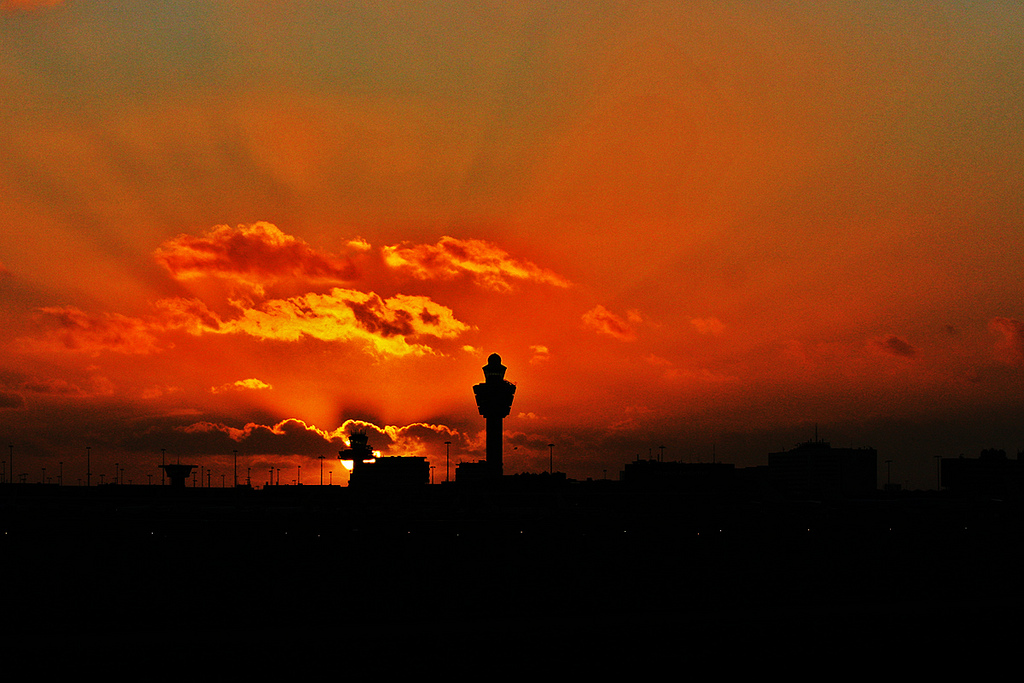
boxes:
[339,419,461,459]
[154,222,359,292]
[211,378,273,394]
[223,288,469,356]
[178,418,345,455]
[382,236,571,292]
[529,344,551,364]
[582,305,640,341]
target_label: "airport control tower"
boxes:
[473,353,516,477]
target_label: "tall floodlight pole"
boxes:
[472,354,516,478]
[444,441,451,483]
[161,449,166,485]
[548,444,554,475]
[319,455,324,485]
[86,446,91,487]
[233,450,238,488]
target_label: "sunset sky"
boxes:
[2,1,1022,489]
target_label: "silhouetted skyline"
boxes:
[2,3,1023,493]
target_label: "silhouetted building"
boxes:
[454,460,492,484]
[621,459,735,494]
[472,353,516,477]
[941,449,1023,497]
[339,431,428,489]
[160,463,196,488]
[768,440,877,499]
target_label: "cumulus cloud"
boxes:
[154,222,359,293]
[211,378,273,394]
[338,419,461,459]
[178,418,344,455]
[223,288,470,356]
[582,305,640,341]
[167,417,461,461]
[871,334,917,358]
[529,344,551,364]
[990,317,1024,366]
[382,236,571,292]
[22,288,467,357]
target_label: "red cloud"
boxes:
[382,236,571,291]
[22,299,223,355]
[154,222,359,292]
[870,334,917,358]
[582,305,640,341]
[30,307,164,355]
[0,390,25,409]
[990,317,1024,366]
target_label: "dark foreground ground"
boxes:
[2,483,1022,648]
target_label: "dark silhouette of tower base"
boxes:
[160,463,196,488]
[473,353,516,477]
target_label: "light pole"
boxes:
[548,443,554,475]
[233,450,238,488]
[87,446,91,487]
[161,448,166,486]
[444,441,451,483]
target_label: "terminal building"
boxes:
[768,439,877,499]
[941,449,1023,497]
[339,431,428,489]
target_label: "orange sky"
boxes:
[2,2,1022,488]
